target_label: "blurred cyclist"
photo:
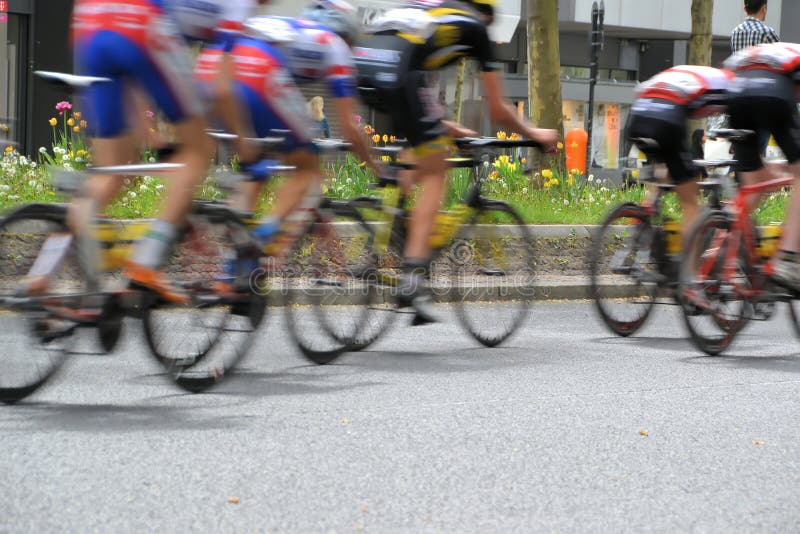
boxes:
[353,0,558,322]
[195,0,383,290]
[627,65,733,239]
[38,0,263,302]
[723,42,800,291]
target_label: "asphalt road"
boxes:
[2,302,799,532]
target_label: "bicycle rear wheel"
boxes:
[0,204,87,403]
[142,206,265,392]
[281,202,385,364]
[588,203,658,337]
[678,210,749,355]
[441,201,535,347]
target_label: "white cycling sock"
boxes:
[131,219,177,269]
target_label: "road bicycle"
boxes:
[588,140,726,337]
[678,130,798,355]
[288,137,541,364]
[0,73,267,403]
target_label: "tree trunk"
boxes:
[527,0,565,173]
[453,58,467,124]
[688,0,714,138]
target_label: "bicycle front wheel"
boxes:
[142,206,265,392]
[439,201,535,347]
[282,203,383,364]
[588,203,658,337]
[0,204,87,403]
[678,210,748,355]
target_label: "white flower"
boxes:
[588,174,594,182]
[0,184,10,191]
[588,195,595,202]
[128,191,137,198]
[155,184,164,191]
[522,188,528,194]
[28,180,36,187]
[9,195,19,200]
[605,200,611,205]
[63,163,72,170]
[600,186,608,193]
[139,184,149,192]
[36,184,44,193]
[483,161,490,168]
[19,157,28,166]
[62,154,70,161]
[148,157,156,163]
[563,199,569,205]
[38,147,47,154]
[31,162,37,169]
[75,157,83,163]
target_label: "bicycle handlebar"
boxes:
[708,129,755,141]
[454,137,544,149]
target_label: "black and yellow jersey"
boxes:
[356,0,496,74]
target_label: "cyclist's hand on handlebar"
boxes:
[524,128,559,153]
[442,120,478,139]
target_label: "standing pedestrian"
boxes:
[731,0,779,52]
[308,96,331,139]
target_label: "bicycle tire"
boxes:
[678,210,748,356]
[281,201,383,364]
[0,204,87,403]
[445,200,535,347]
[588,203,658,337]
[142,205,265,392]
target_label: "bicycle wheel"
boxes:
[281,202,387,364]
[589,203,658,337]
[0,204,88,403]
[441,200,535,347]
[142,206,265,392]
[678,210,749,355]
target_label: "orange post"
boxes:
[565,128,588,174]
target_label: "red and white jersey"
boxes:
[723,42,800,76]
[636,65,734,117]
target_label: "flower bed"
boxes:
[0,107,789,225]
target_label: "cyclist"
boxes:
[723,42,800,291]
[195,0,383,288]
[627,65,733,239]
[36,0,263,302]
[353,0,558,323]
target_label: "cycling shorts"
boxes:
[627,102,698,184]
[72,0,203,138]
[355,35,450,155]
[728,70,800,172]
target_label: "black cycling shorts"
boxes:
[355,35,449,153]
[627,106,697,184]
[728,69,800,172]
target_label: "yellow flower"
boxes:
[74,112,81,120]
[381,155,391,162]
[364,125,375,135]
[4,145,13,154]
[80,120,87,128]
[520,157,527,165]
[77,149,88,158]
[488,171,500,180]
[390,135,397,143]
[557,141,564,150]
[509,133,520,141]
[321,183,329,194]
[496,131,507,140]
[73,126,81,132]
[542,169,553,179]
[632,169,640,179]
[382,134,388,143]
[49,118,57,127]
[371,134,380,144]
[543,180,552,189]
[67,118,75,127]
[567,176,574,186]
[551,178,559,186]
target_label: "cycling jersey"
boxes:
[195,36,316,157]
[243,16,358,98]
[724,42,800,80]
[71,0,204,137]
[635,66,734,118]
[353,0,495,150]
